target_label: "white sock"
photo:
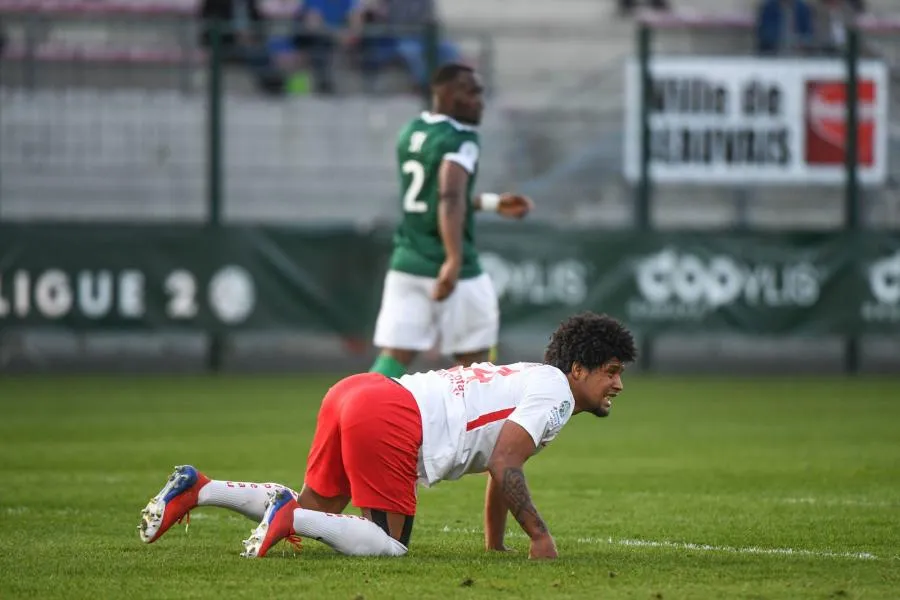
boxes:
[197,480,298,521]
[292,508,408,557]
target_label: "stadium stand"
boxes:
[1,0,899,229]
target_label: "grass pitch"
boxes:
[0,374,898,599]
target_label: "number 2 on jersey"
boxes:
[402,160,427,213]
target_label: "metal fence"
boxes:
[3,8,900,230]
[0,5,622,227]
[0,8,496,224]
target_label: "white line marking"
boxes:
[436,526,888,561]
[581,491,898,509]
[779,497,898,508]
[576,537,881,561]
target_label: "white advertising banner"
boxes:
[623,57,889,185]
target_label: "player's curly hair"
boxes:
[543,312,637,373]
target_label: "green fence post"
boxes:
[422,21,439,106]
[844,25,860,375]
[24,14,38,91]
[207,18,225,373]
[637,22,652,231]
[208,18,223,228]
[636,21,653,372]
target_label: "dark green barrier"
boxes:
[0,224,898,336]
[0,224,390,335]
[478,226,898,336]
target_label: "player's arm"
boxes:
[433,159,469,301]
[473,193,534,219]
[484,472,509,551]
[486,421,558,559]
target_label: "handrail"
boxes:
[635,10,900,32]
[2,42,205,64]
[0,0,291,18]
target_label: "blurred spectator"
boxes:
[618,0,671,16]
[812,0,877,57]
[287,0,366,94]
[364,0,463,94]
[199,0,286,94]
[812,0,855,54]
[756,0,814,55]
[270,1,397,95]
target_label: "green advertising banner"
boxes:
[0,223,898,336]
[481,229,880,335]
[0,225,390,335]
[856,233,900,331]
[477,225,900,336]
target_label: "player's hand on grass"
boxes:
[433,258,461,301]
[528,533,558,560]
[497,194,533,220]
[485,541,513,552]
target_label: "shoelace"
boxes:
[176,511,191,532]
[286,534,303,554]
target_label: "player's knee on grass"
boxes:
[363,508,415,547]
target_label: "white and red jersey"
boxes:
[397,362,575,486]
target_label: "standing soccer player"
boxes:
[368,63,533,378]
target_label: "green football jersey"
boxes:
[388,111,482,280]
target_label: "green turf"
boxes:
[1,374,898,599]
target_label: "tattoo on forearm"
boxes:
[501,467,548,534]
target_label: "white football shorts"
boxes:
[373,270,499,356]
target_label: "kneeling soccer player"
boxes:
[138,311,637,560]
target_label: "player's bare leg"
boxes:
[453,348,491,367]
[361,507,415,546]
[370,347,417,377]
[241,489,409,558]
[297,484,350,514]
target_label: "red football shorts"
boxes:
[304,373,423,516]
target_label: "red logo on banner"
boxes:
[805,80,876,166]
